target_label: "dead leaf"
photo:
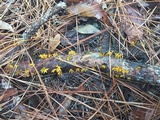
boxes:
[67,3,111,25]
[0,20,14,32]
[122,22,143,41]
[119,5,145,41]
[74,24,100,34]
[48,34,60,51]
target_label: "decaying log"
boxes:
[3,52,160,85]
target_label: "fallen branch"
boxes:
[3,52,160,85]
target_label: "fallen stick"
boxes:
[3,52,160,85]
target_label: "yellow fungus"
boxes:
[122,69,129,74]
[66,56,72,61]
[105,51,113,56]
[47,54,52,58]
[51,65,62,76]
[120,75,125,78]
[81,68,88,72]
[53,52,58,57]
[23,69,30,77]
[39,54,48,59]
[68,50,76,55]
[112,66,122,72]
[101,65,107,69]
[15,70,21,76]
[135,66,141,70]
[69,69,74,73]
[58,56,62,61]
[114,74,119,78]
[99,53,104,57]
[112,66,129,74]
[56,65,61,70]
[114,53,123,59]
[14,64,18,68]
[91,67,96,70]
[51,68,56,73]
[130,41,140,46]
[8,63,14,68]
[40,67,49,74]
[29,63,35,67]
[73,62,77,65]
[76,68,80,72]
[127,77,131,80]
[130,41,136,46]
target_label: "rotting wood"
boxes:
[3,52,160,85]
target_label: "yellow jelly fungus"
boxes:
[56,65,62,76]
[56,65,61,70]
[101,65,107,69]
[135,66,141,70]
[53,52,58,57]
[114,53,123,59]
[105,51,113,56]
[14,64,18,68]
[120,75,125,78]
[40,67,49,74]
[8,63,14,68]
[15,70,21,76]
[91,67,96,70]
[58,56,62,61]
[99,53,104,57]
[122,69,129,74]
[73,62,77,65]
[23,69,30,77]
[112,66,122,72]
[47,54,52,58]
[69,69,74,73]
[127,77,131,80]
[76,68,80,72]
[29,63,35,67]
[52,65,62,76]
[66,56,72,61]
[39,54,48,59]
[51,68,56,73]
[131,42,136,46]
[68,50,76,55]
[81,68,88,72]
[114,74,119,78]
[57,71,62,76]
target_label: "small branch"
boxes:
[22,2,66,40]
[4,52,160,85]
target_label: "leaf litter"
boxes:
[0,0,160,119]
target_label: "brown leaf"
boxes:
[48,34,61,51]
[119,5,144,41]
[67,2,111,25]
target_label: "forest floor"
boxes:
[0,0,160,119]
